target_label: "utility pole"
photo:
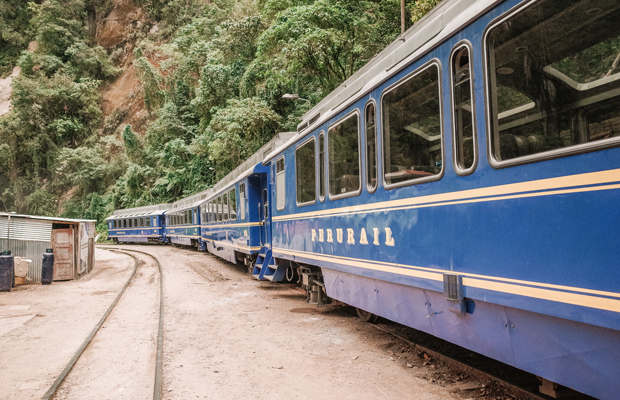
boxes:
[401,0,406,34]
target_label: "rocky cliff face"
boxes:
[96,0,150,135]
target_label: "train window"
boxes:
[276,157,286,210]
[239,183,246,220]
[209,202,213,222]
[365,102,378,191]
[487,0,620,164]
[329,112,361,197]
[451,44,476,173]
[319,132,325,201]
[147,217,151,227]
[230,188,237,220]
[296,138,316,205]
[217,196,222,222]
[223,193,229,221]
[382,63,442,187]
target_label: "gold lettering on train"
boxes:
[311,226,394,247]
[385,227,395,246]
[347,228,355,244]
[359,228,368,245]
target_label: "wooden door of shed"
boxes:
[52,228,74,280]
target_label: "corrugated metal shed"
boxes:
[0,217,52,241]
[0,213,96,283]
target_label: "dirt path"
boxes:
[0,248,134,399]
[0,245,475,399]
[51,250,160,400]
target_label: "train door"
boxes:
[253,173,271,248]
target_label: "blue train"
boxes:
[106,204,171,243]
[107,0,620,398]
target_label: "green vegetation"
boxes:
[0,0,441,231]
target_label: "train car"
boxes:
[200,132,295,274]
[164,190,212,248]
[106,204,171,243]
[256,0,620,399]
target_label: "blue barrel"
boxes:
[0,250,14,292]
[41,249,54,285]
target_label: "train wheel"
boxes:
[247,256,256,275]
[355,308,379,323]
[283,265,298,283]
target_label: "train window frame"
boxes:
[327,110,362,200]
[239,183,246,220]
[223,193,229,221]
[483,0,620,168]
[230,188,237,220]
[450,41,478,175]
[146,217,151,227]
[295,136,317,206]
[381,60,445,190]
[217,196,223,222]
[365,100,378,193]
[318,131,325,202]
[276,156,286,210]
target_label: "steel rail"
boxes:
[112,248,165,400]
[369,323,549,400]
[41,249,139,400]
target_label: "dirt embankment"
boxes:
[97,0,150,135]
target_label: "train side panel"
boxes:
[268,1,620,398]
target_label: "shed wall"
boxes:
[0,238,50,283]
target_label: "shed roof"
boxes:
[0,212,96,224]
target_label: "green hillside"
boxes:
[0,0,439,233]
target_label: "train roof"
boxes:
[107,203,172,220]
[166,132,296,210]
[168,188,214,211]
[210,131,295,194]
[263,0,493,163]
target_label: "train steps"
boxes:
[252,248,286,281]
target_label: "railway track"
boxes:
[42,248,164,400]
[342,310,595,400]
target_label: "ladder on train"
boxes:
[251,247,286,281]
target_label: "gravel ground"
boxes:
[0,244,499,399]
